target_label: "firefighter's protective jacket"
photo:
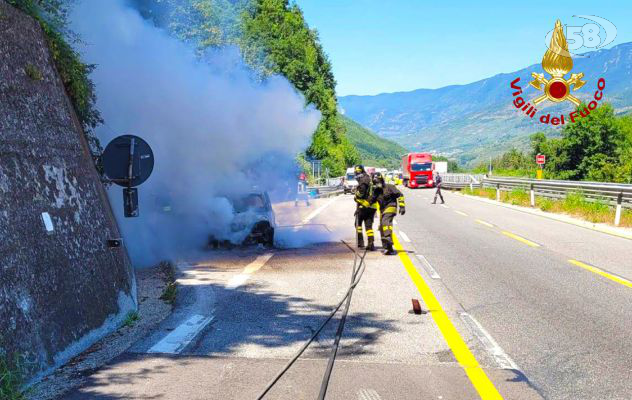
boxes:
[354,173,376,209]
[374,183,405,214]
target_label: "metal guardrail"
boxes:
[482,177,632,208]
[441,174,485,189]
[307,182,345,198]
[441,173,631,226]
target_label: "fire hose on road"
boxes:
[255,241,368,399]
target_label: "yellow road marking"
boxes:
[455,210,468,217]
[568,260,632,289]
[501,231,540,248]
[475,219,494,228]
[393,234,503,399]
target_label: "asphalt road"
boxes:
[64,189,631,400]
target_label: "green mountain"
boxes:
[339,42,632,167]
[341,115,406,169]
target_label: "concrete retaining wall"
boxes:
[0,1,136,381]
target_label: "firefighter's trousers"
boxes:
[355,206,376,247]
[380,212,396,249]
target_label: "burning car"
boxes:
[210,191,276,247]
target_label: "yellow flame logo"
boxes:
[530,20,586,106]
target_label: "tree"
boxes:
[556,103,623,181]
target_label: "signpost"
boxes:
[536,154,545,180]
[102,135,154,217]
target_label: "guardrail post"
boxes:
[615,192,623,226]
[530,184,535,207]
[469,181,473,191]
[496,184,500,201]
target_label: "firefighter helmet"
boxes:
[372,172,384,185]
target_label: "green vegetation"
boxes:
[0,350,26,400]
[7,0,102,152]
[462,188,632,227]
[475,104,632,183]
[24,63,42,80]
[133,0,359,175]
[158,261,177,305]
[123,311,140,328]
[160,282,177,305]
[341,115,406,169]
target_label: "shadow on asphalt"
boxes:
[63,242,398,399]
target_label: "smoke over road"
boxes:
[70,0,321,266]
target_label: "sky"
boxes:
[295,0,632,96]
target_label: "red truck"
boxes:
[402,153,434,188]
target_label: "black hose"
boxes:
[317,244,358,399]
[255,243,368,399]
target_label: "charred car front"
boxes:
[210,191,276,247]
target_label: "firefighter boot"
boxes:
[367,237,375,251]
[357,233,365,249]
[383,243,396,255]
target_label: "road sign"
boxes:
[102,135,154,188]
[536,154,546,165]
[102,135,154,218]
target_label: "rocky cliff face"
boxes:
[0,0,136,381]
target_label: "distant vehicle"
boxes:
[402,153,434,188]
[210,191,276,247]
[344,167,358,194]
[385,170,403,185]
[433,161,448,174]
[375,167,388,175]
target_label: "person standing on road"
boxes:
[372,172,405,255]
[432,172,444,204]
[295,171,310,206]
[353,165,377,250]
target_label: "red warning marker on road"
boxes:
[412,299,423,314]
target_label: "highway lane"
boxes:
[397,188,632,400]
[63,186,631,400]
[65,196,540,399]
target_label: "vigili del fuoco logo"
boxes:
[510,19,606,126]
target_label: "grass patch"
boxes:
[0,351,26,400]
[24,63,42,80]
[560,193,612,223]
[464,188,632,228]
[158,261,176,283]
[160,282,177,305]
[122,311,139,328]
[158,261,177,305]
[463,187,496,200]
[506,188,530,206]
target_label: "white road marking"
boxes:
[460,312,519,370]
[393,220,398,225]
[455,210,468,216]
[357,388,382,400]
[301,196,339,224]
[226,253,274,289]
[415,254,440,279]
[398,231,411,243]
[440,204,449,209]
[148,314,214,354]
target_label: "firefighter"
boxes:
[353,165,377,250]
[372,172,405,255]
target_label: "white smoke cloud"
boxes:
[70,0,321,266]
